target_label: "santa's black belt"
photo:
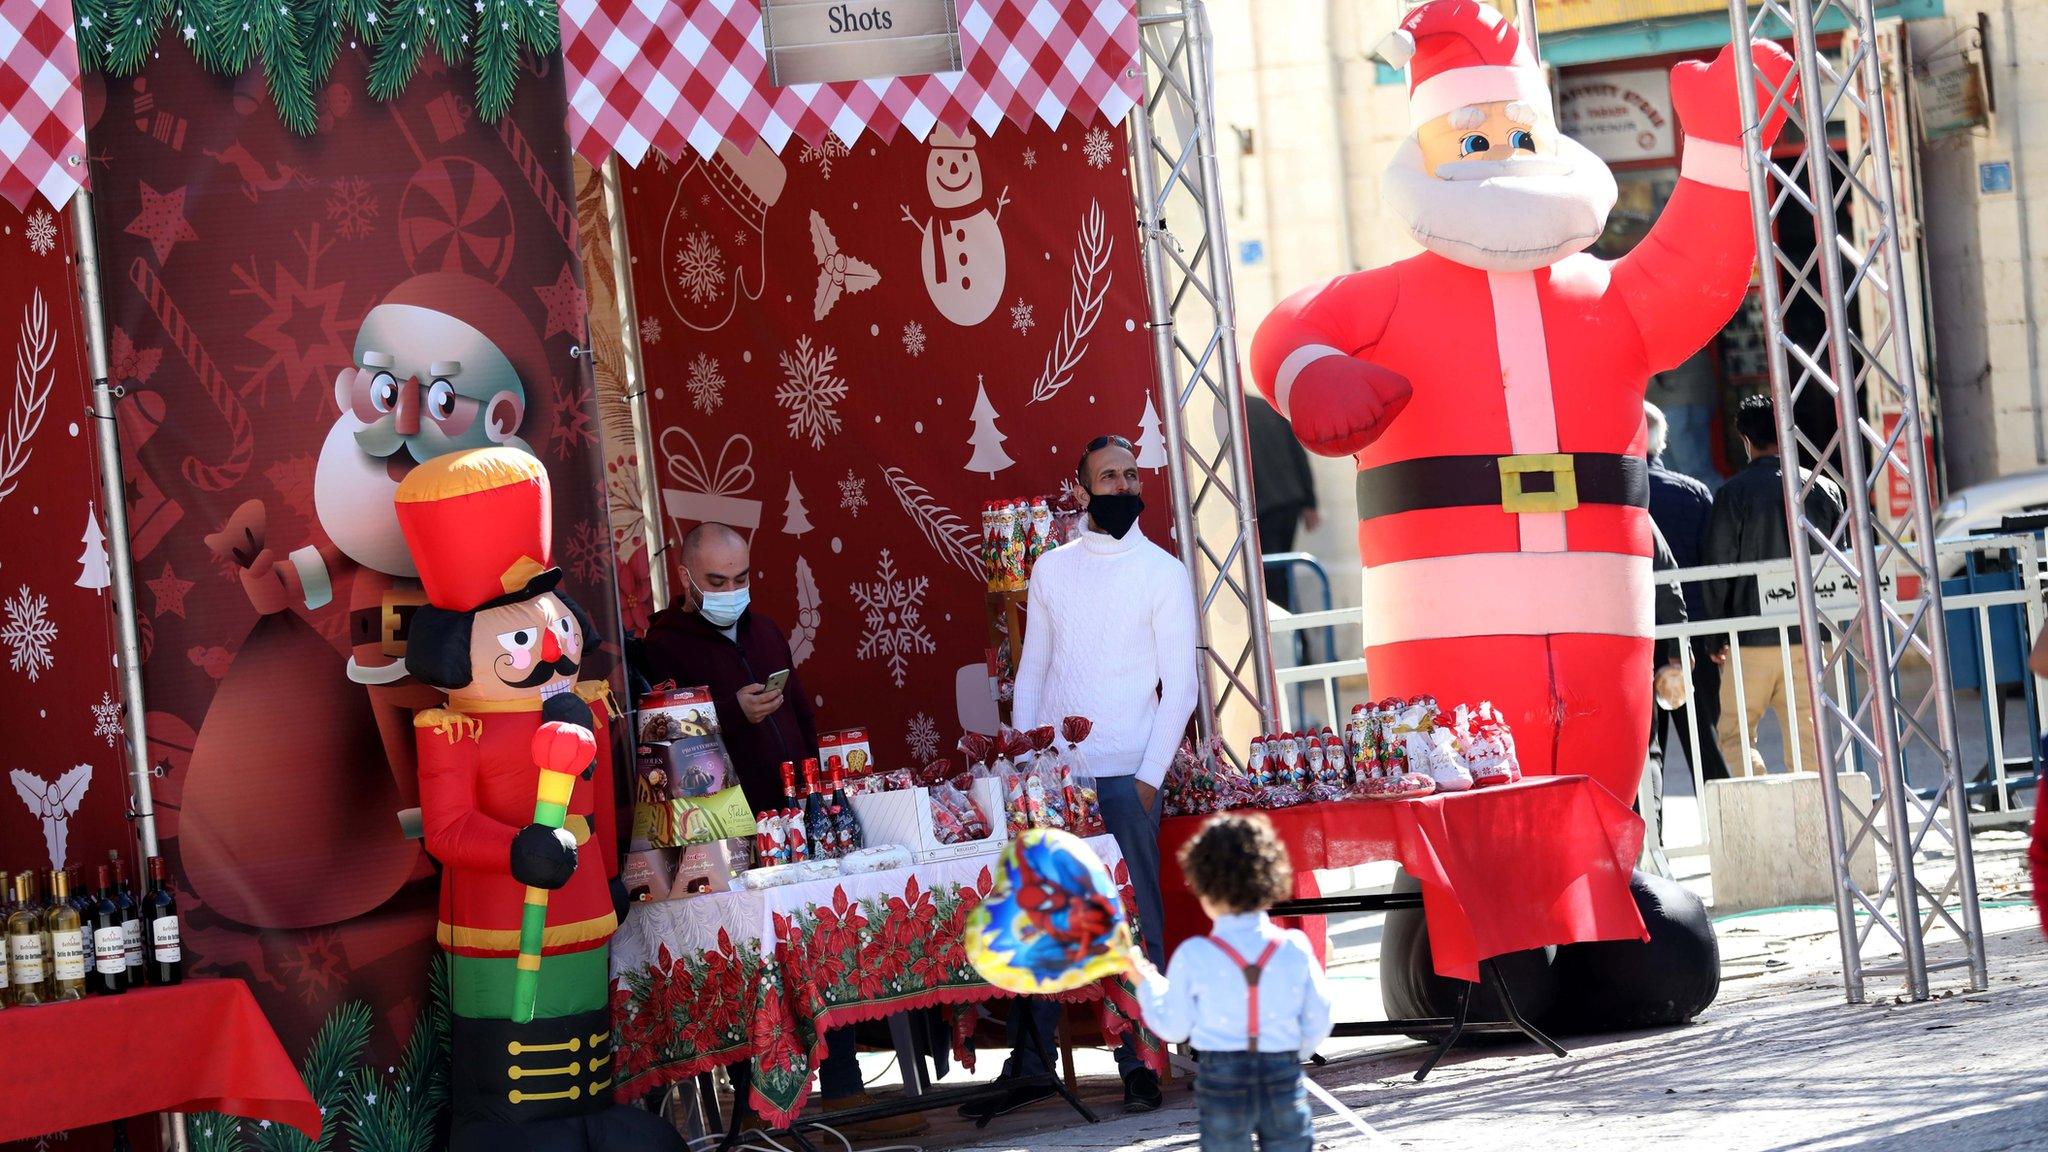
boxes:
[1353,452,1649,519]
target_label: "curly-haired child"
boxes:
[1130,813,1332,1151]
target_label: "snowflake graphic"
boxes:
[850,550,935,689]
[230,225,350,406]
[547,375,597,460]
[3,584,57,682]
[734,229,750,248]
[25,209,56,256]
[906,711,941,762]
[687,352,726,414]
[1083,126,1113,170]
[1010,298,1035,334]
[324,176,378,240]
[902,321,926,357]
[799,135,851,179]
[775,336,848,449]
[91,692,123,747]
[639,316,663,346]
[675,230,727,305]
[839,469,867,518]
[276,929,345,1006]
[1022,148,1037,170]
[565,521,610,586]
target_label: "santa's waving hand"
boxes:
[1249,0,1795,802]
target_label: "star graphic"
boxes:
[534,264,587,342]
[147,561,195,618]
[124,182,199,264]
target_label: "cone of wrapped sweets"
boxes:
[1058,716,1105,835]
[914,757,994,844]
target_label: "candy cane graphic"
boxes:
[128,258,253,491]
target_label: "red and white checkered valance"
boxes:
[0,0,88,211]
[561,0,1142,166]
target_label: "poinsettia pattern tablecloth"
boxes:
[610,836,1159,1124]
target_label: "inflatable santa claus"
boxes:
[1251,0,1794,1029]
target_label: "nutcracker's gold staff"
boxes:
[515,721,596,1023]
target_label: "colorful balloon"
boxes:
[965,828,1131,995]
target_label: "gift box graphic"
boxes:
[660,426,762,538]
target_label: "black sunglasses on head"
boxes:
[1077,434,1137,480]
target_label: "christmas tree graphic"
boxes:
[75,506,110,591]
[1135,394,1168,469]
[965,377,1015,478]
[783,475,814,536]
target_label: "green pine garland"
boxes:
[78,0,559,134]
[184,956,453,1152]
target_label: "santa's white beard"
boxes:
[1383,135,1618,273]
[314,417,418,577]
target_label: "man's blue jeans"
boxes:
[1194,1051,1312,1152]
[1002,774,1165,1080]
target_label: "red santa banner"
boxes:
[619,118,1163,766]
[75,47,622,1147]
[0,196,130,961]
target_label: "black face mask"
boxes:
[1088,492,1144,539]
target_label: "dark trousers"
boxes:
[1656,639,1729,783]
[1004,775,1163,1082]
[1257,508,1302,612]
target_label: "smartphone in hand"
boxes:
[762,668,791,694]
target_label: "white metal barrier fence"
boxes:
[1267,533,2046,866]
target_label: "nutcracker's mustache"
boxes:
[500,655,580,688]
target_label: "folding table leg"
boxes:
[1484,958,1568,1059]
[887,1012,930,1095]
[988,1001,1098,1128]
[716,1064,754,1152]
[1412,980,1473,1082]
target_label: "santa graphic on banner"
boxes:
[191,273,556,935]
[1250,0,1795,1029]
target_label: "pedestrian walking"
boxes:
[1131,814,1333,1152]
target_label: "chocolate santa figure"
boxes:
[397,448,679,1152]
[1250,0,1793,1029]
[902,125,1009,326]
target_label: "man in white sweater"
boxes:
[968,433,1200,1118]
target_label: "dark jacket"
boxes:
[638,605,818,813]
[1651,520,1685,670]
[1648,457,1713,621]
[1701,455,1845,647]
[1247,397,1317,517]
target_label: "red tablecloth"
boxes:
[0,979,320,1143]
[1159,776,1648,983]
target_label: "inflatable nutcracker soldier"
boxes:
[1250,0,1793,1030]
[396,447,679,1152]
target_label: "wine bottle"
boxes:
[44,869,86,1001]
[5,873,43,1006]
[144,856,182,986]
[66,866,93,921]
[91,865,126,995]
[828,757,863,855]
[801,758,833,859]
[110,852,143,989]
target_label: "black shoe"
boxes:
[957,1080,1056,1122]
[1122,1068,1163,1113]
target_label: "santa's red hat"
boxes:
[1375,0,1551,130]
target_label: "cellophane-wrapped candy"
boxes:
[1045,719,1105,836]
[916,758,993,844]
[1160,738,1219,817]
[1453,702,1521,787]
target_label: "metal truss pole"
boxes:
[1727,0,1986,1002]
[1127,0,1279,753]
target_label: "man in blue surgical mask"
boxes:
[639,523,817,814]
[638,523,927,1136]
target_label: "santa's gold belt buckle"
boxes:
[1498,453,1579,514]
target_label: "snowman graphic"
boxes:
[902,125,1009,327]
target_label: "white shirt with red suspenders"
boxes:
[1134,911,1335,1059]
